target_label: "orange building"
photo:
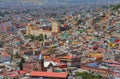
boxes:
[29,71,68,79]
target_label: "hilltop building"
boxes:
[26,20,60,36]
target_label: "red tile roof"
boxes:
[115,39,120,43]
[53,58,60,63]
[18,70,27,74]
[2,52,10,57]
[57,63,67,68]
[107,64,120,68]
[8,74,17,77]
[103,60,120,64]
[62,55,77,59]
[29,71,68,78]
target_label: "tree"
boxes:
[23,35,29,39]
[18,57,25,70]
[25,34,45,42]
[13,53,20,59]
[95,75,102,79]
[77,19,83,25]
[112,4,120,10]
[74,72,102,79]
[75,72,82,77]
[48,47,55,53]
[36,34,44,41]
[40,34,44,41]
[44,34,47,39]
[30,35,36,41]
[21,57,25,63]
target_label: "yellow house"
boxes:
[86,35,93,40]
[88,52,103,60]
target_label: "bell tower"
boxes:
[38,54,44,71]
[26,24,32,35]
[33,53,46,71]
[52,20,60,33]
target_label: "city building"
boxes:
[103,49,120,61]
[26,20,60,36]
[29,71,68,79]
[60,54,81,67]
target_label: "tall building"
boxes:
[38,54,44,71]
[33,54,46,71]
[26,23,32,35]
[52,20,60,33]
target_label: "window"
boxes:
[115,50,120,54]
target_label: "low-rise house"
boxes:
[0,53,11,63]
[3,70,27,79]
[60,54,81,67]
[80,65,113,77]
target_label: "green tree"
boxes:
[13,53,20,59]
[36,34,44,41]
[75,72,82,77]
[75,72,102,79]
[18,57,25,70]
[77,19,83,25]
[95,75,102,79]
[48,47,55,53]
[24,35,31,39]
[44,34,47,39]
[30,35,36,41]
[112,4,120,10]
[25,34,45,42]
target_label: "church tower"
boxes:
[33,53,45,71]
[52,20,60,33]
[37,54,45,71]
[26,24,32,35]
